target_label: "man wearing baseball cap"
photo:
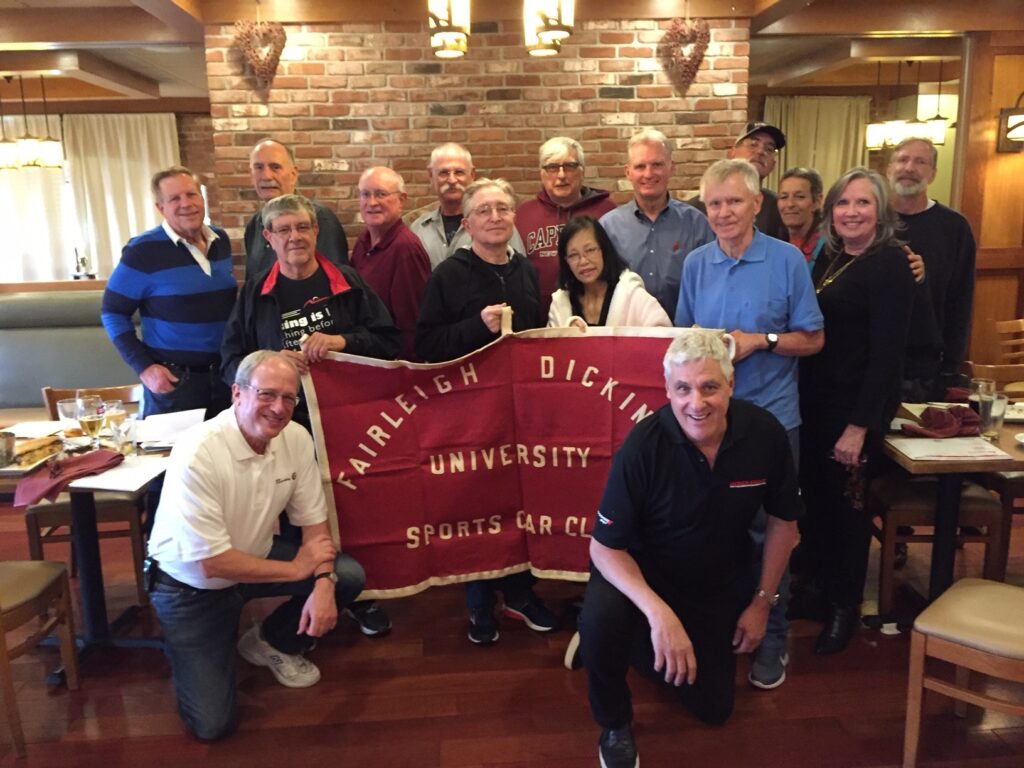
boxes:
[690,122,787,240]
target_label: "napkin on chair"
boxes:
[899,405,981,439]
[14,450,125,507]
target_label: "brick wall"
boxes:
[203,18,750,251]
[177,114,221,221]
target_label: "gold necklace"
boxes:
[815,253,858,295]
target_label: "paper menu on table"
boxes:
[135,408,205,448]
[886,436,1013,461]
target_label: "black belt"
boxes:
[145,558,204,591]
[159,362,217,373]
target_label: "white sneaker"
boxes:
[237,624,321,688]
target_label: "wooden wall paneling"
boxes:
[979,53,1024,249]
[970,273,1021,364]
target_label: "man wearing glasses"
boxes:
[245,138,349,280]
[147,350,368,741]
[415,178,558,644]
[689,122,788,240]
[408,142,525,269]
[351,167,432,360]
[515,136,617,315]
[221,193,399,637]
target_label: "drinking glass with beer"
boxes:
[76,394,105,450]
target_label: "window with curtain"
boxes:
[763,96,871,193]
[0,115,79,282]
[63,113,180,278]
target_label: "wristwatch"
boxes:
[765,332,779,352]
[314,571,338,584]
[754,588,780,607]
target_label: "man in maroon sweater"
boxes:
[515,137,617,316]
[351,167,432,360]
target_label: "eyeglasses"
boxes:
[241,384,301,408]
[566,245,602,263]
[359,189,399,202]
[542,161,582,174]
[435,168,469,179]
[470,204,513,218]
[739,136,778,154]
[270,222,314,236]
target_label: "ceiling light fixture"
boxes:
[0,88,19,170]
[428,0,470,59]
[524,0,573,55]
[30,76,63,168]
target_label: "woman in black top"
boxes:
[797,168,914,655]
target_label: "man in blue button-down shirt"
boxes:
[600,128,714,316]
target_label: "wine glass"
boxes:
[77,394,105,451]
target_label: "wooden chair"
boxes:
[0,561,80,757]
[27,384,148,605]
[903,578,1024,767]
[867,473,1008,618]
[965,361,1024,399]
[994,318,1024,364]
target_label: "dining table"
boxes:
[883,420,1024,601]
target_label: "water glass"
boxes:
[969,378,996,413]
[110,414,136,456]
[57,398,80,438]
[981,393,1009,441]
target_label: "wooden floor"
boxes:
[1,501,1022,768]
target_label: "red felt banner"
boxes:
[306,327,679,597]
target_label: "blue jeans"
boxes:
[150,538,365,741]
[748,427,800,655]
[142,362,231,419]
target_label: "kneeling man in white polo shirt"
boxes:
[147,349,365,741]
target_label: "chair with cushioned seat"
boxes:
[902,577,1024,767]
[25,384,148,605]
[867,473,1007,617]
[0,561,80,757]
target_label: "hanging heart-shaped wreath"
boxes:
[234,20,287,88]
[660,18,710,95]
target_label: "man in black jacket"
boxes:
[415,178,558,644]
[221,193,399,638]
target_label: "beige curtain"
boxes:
[0,115,79,281]
[64,114,180,278]
[764,96,870,192]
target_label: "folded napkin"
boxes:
[944,386,971,403]
[900,405,980,439]
[14,449,125,507]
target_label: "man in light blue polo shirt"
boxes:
[600,128,714,317]
[675,158,823,692]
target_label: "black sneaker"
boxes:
[344,602,392,637]
[599,725,638,768]
[502,597,559,632]
[468,609,499,645]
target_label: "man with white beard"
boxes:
[887,137,976,399]
[409,142,525,269]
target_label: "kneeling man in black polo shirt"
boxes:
[576,331,799,768]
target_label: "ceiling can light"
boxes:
[997,90,1024,153]
[428,0,470,59]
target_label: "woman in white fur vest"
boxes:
[548,215,671,329]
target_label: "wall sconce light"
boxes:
[997,90,1024,153]
[429,0,470,59]
[524,0,574,45]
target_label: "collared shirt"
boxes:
[594,400,801,591]
[409,205,526,270]
[674,229,823,430]
[147,408,328,590]
[599,198,714,316]
[161,220,219,276]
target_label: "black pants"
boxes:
[799,414,884,608]
[580,566,743,730]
